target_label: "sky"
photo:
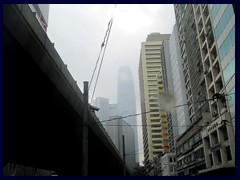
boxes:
[47,4,176,163]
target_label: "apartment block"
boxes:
[174,4,210,175]
[192,4,235,175]
[139,33,171,163]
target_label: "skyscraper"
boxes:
[117,66,138,164]
[173,4,235,175]
[174,4,210,175]
[192,4,235,175]
[169,24,190,136]
[139,33,171,163]
[93,97,136,171]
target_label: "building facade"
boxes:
[139,33,171,163]
[169,24,190,136]
[161,152,177,176]
[160,40,179,153]
[173,4,235,176]
[192,4,235,175]
[174,4,210,175]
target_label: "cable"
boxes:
[98,122,235,128]
[90,20,112,103]
[99,111,152,123]
[93,93,235,124]
[89,5,117,103]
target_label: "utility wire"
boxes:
[100,122,235,128]
[89,5,117,103]
[94,93,235,124]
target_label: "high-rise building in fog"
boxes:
[93,97,136,171]
[117,66,138,164]
[139,33,171,163]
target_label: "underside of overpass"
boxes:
[3,4,128,176]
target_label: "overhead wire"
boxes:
[88,4,117,103]
[93,93,235,124]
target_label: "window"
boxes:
[209,154,213,166]
[153,140,162,144]
[219,26,235,61]
[228,88,235,108]
[184,142,188,151]
[150,104,158,107]
[151,119,159,123]
[214,5,234,40]
[153,145,162,149]
[221,125,229,141]
[216,150,222,164]
[151,109,159,112]
[194,133,200,142]
[210,4,221,20]
[151,124,161,128]
[223,58,235,84]
[152,135,162,138]
[150,114,159,117]
[180,145,183,153]
[189,137,194,147]
[226,146,232,161]
[152,129,162,133]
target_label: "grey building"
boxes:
[161,40,179,153]
[117,66,138,164]
[93,97,109,128]
[93,98,136,171]
[174,4,210,175]
[192,4,235,175]
[173,4,235,176]
[169,24,190,136]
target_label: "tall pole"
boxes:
[122,135,126,176]
[82,81,89,176]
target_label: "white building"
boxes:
[161,153,177,176]
[139,33,171,163]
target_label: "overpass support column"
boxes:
[82,81,89,176]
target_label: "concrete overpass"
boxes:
[3,4,129,175]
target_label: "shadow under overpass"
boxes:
[3,4,130,176]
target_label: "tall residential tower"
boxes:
[139,33,171,163]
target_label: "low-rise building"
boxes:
[161,152,177,176]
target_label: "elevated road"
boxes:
[3,4,128,175]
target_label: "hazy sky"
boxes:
[47,4,176,163]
